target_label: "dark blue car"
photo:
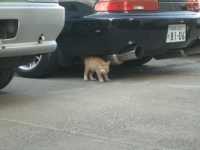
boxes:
[17,0,200,77]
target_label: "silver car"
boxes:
[0,0,64,89]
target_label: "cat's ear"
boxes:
[107,61,110,65]
[97,61,101,65]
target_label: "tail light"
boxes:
[186,0,200,11]
[94,0,158,12]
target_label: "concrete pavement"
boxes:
[0,55,200,150]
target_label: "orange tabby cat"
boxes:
[84,56,111,83]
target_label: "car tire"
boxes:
[122,56,153,66]
[0,69,15,90]
[16,51,59,78]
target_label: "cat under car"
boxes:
[84,56,111,83]
[83,46,143,83]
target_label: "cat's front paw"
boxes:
[99,80,104,83]
[84,77,89,81]
[106,79,111,82]
[84,75,89,81]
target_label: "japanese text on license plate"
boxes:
[166,24,186,43]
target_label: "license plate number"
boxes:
[166,24,186,43]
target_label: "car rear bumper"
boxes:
[86,12,200,56]
[0,2,64,57]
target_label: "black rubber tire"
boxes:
[0,69,15,90]
[122,56,153,66]
[16,51,59,78]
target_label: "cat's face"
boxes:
[98,61,110,74]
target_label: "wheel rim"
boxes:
[19,55,42,71]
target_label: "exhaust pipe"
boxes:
[105,45,144,64]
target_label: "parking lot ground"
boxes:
[0,55,200,150]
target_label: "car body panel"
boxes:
[0,2,65,57]
[57,0,200,57]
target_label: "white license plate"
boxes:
[166,24,186,43]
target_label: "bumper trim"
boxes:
[0,41,57,57]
